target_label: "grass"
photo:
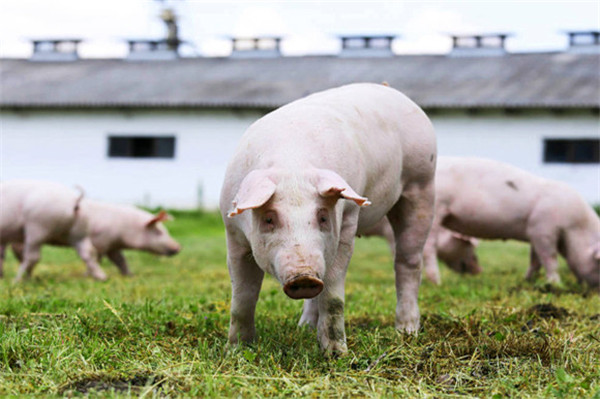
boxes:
[0,210,598,398]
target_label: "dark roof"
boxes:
[1,52,598,109]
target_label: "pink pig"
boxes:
[362,217,481,284]
[423,157,600,289]
[0,180,180,281]
[220,83,437,355]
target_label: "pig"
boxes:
[220,83,437,355]
[0,180,181,281]
[423,157,600,289]
[362,217,480,284]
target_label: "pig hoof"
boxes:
[92,273,108,281]
[546,273,561,284]
[425,270,441,285]
[321,340,348,357]
[396,319,420,335]
[298,315,318,329]
[283,276,324,299]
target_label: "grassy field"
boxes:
[0,210,598,398]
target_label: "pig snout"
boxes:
[165,242,181,256]
[466,255,482,274]
[283,274,324,299]
[276,248,325,300]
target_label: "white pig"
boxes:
[362,217,481,284]
[220,83,437,355]
[423,157,600,289]
[0,180,180,281]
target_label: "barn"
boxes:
[1,32,598,208]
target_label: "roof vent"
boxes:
[338,35,395,57]
[566,31,600,54]
[126,39,180,61]
[448,33,509,57]
[29,39,81,62]
[229,37,282,58]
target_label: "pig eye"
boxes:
[317,209,330,230]
[260,211,278,232]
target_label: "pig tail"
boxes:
[73,185,85,215]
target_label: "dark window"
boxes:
[108,136,175,159]
[544,139,599,164]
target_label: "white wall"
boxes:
[432,112,599,203]
[1,109,263,209]
[1,109,598,208]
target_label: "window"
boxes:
[108,136,176,159]
[543,139,599,164]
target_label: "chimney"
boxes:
[566,31,600,54]
[338,35,395,57]
[29,39,81,62]
[126,39,180,61]
[229,37,282,58]
[448,33,510,57]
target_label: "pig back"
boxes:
[435,158,548,240]
[226,83,436,220]
[0,180,84,244]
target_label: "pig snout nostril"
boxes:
[283,275,324,300]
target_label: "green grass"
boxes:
[0,210,598,397]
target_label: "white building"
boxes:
[1,33,599,208]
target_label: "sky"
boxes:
[0,0,598,58]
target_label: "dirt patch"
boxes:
[509,283,588,296]
[62,373,165,395]
[528,303,569,319]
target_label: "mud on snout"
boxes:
[274,246,326,299]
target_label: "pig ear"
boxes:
[317,169,371,207]
[228,170,277,217]
[146,210,170,228]
[451,232,479,246]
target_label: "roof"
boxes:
[1,52,598,110]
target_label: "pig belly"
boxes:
[443,211,529,242]
[0,225,24,244]
[356,207,395,235]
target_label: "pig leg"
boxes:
[227,237,265,345]
[11,243,25,262]
[377,217,397,258]
[387,182,435,333]
[525,247,542,281]
[15,241,43,282]
[107,250,132,276]
[529,235,561,284]
[422,224,441,285]
[315,209,360,355]
[73,238,107,281]
[0,245,5,278]
[298,299,319,328]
